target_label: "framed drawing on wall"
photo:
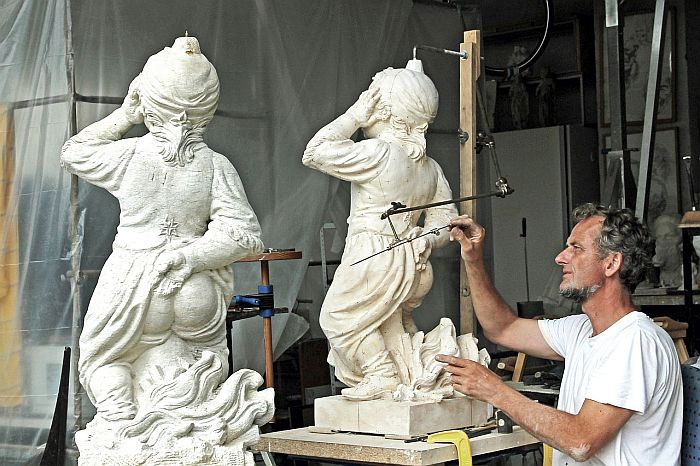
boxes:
[604,128,679,223]
[599,9,675,125]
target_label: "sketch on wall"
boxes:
[605,129,679,225]
[601,9,675,124]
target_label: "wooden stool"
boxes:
[653,316,690,364]
[233,250,303,388]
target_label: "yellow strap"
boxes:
[543,443,553,466]
[427,430,472,466]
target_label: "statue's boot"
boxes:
[341,347,399,401]
[89,364,137,422]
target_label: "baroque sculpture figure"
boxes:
[303,64,487,402]
[652,214,682,288]
[509,71,529,130]
[535,67,555,127]
[61,36,273,465]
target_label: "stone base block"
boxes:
[314,395,489,437]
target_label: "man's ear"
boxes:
[604,252,623,277]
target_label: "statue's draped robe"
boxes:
[61,110,263,404]
[303,120,457,385]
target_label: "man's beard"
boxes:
[559,283,601,304]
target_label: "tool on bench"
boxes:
[427,430,473,466]
[405,421,496,443]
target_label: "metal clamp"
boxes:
[458,128,469,145]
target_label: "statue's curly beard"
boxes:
[560,283,601,304]
[150,121,207,167]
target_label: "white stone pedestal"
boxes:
[314,396,489,437]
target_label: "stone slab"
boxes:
[314,395,489,437]
[253,426,539,466]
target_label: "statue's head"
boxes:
[138,36,219,127]
[369,67,438,128]
[366,67,438,159]
[133,36,219,166]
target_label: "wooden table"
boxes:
[252,426,540,465]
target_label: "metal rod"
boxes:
[484,0,553,76]
[520,218,530,301]
[64,0,83,436]
[351,225,449,266]
[605,0,634,209]
[381,187,512,220]
[413,44,468,60]
[635,0,667,222]
[683,156,698,211]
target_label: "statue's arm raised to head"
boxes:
[302,89,389,183]
[60,81,143,192]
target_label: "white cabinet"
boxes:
[490,125,599,311]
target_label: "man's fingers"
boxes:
[436,354,471,367]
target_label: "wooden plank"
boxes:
[253,426,538,465]
[459,30,480,335]
[511,352,528,383]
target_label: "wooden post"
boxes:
[459,30,480,335]
[260,260,274,390]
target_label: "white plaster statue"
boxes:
[652,214,682,288]
[509,71,529,130]
[535,67,555,127]
[61,36,273,465]
[303,65,484,401]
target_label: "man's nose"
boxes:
[555,249,568,265]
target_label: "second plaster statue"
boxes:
[303,65,477,401]
[61,37,273,465]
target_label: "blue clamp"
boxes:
[258,285,274,317]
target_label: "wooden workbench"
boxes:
[252,426,539,465]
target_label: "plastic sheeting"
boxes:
[0,0,479,463]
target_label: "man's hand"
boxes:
[448,215,486,264]
[346,88,381,128]
[436,354,505,405]
[121,75,144,125]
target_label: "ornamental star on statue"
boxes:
[158,215,179,242]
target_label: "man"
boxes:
[61,36,263,423]
[438,204,682,465]
[303,66,457,400]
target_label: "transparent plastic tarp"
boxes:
[0,1,476,463]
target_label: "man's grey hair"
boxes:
[572,203,655,294]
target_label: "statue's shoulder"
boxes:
[208,150,241,175]
[424,155,443,170]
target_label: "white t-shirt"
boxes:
[538,311,683,466]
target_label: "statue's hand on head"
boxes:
[151,250,193,296]
[346,87,381,128]
[121,75,145,126]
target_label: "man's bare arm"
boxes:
[450,215,559,359]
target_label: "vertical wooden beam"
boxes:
[459,30,480,335]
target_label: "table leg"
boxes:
[260,260,274,390]
[260,451,277,466]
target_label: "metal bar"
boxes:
[604,0,634,208]
[381,189,510,219]
[413,44,468,60]
[64,0,83,436]
[635,0,667,222]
